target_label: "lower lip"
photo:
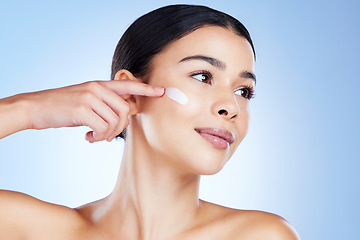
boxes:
[197,132,229,150]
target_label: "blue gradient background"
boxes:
[1,0,359,239]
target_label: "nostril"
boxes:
[230,114,237,120]
[218,109,228,116]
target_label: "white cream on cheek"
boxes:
[165,87,188,105]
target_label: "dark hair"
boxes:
[112,4,255,139]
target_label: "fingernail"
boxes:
[153,86,164,94]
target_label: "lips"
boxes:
[195,128,234,149]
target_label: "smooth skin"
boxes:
[0,26,300,239]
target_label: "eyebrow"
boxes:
[178,54,256,84]
[241,71,257,85]
[178,55,226,70]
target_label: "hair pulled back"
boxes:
[111,4,255,139]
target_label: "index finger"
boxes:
[104,80,165,97]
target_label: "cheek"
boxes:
[165,87,188,105]
[137,93,194,143]
[234,100,250,144]
[137,84,207,147]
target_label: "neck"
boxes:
[97,129,202,239]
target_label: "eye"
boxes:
[234,86,255,100]
[191,71,212,84]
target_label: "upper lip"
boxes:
[195,128,234,144]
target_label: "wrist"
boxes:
[14,93,34,131]
[5,93,33,131]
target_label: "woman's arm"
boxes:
[0,80,164,141]
[0,80,164,238]
[0,93,30,139]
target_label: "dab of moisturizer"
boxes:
[165,87,188,105]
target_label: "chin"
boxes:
[190,152,231,175]
[197,166,225,176]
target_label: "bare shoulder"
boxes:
[197,200,300,240]
[0,190,88,239]
[235,210,301,240]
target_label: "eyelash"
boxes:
[234,85,255,100]
[191,70,213,84]
[190,70,256,100]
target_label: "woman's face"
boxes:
[133,26,255,175]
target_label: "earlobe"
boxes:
[114,69,142,115]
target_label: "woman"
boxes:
[0,4,300,239]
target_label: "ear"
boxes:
[114,69,142,115]
[114,69,136,81]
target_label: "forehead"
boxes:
[152,26,255,72]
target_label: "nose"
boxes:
[211,93,239,120]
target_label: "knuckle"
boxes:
[85,81,102,92]
[76,103,89,115]
[97,123,109,134]
[108,115,120,126]
[145,85,154,96]
[123,79,139,88]
[121,79,132,85]
[117,101,130,114]
[80,90,95,102]
[122,103,130,113]
[119,81,132,91]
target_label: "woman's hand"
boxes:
[0,80,164,142]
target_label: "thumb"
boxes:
[85,131,96,143]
